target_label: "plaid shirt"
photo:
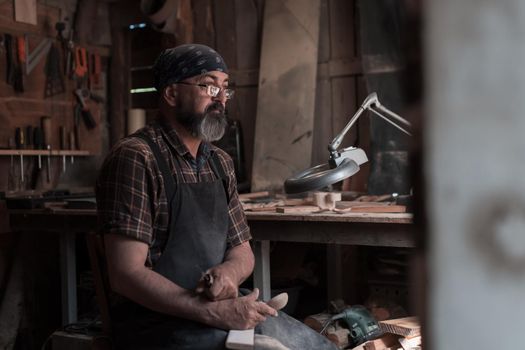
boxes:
[95,119,251,267]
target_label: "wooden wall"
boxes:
[0,0,111,193]
[314,0,369,192]
[0,0,368,191]
[121,0,367,192]
[0,2,369,344]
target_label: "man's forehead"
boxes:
[194,71,229,83]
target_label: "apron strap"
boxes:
[134,134,177,202]
[209,152,230,204]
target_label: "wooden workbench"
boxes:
[8,208,414,324]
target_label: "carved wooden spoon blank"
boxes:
[267,292,288,311]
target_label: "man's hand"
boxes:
[195,264,238,301]
[207,288,277,330]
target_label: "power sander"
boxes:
[321,305,383,348]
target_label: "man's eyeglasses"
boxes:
[175,82,235,100]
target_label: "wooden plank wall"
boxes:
[0,0,111,192]
[313,0,369,193]
[251,0,321,192]
[171,0,365,191]
[0,0,366,193]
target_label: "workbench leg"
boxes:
[253,240,271,302]
[59,232,77,325]
[327,244,344,303]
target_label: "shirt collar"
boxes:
[156,118,213,160]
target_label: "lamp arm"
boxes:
[369,104,412,136]
[328,106,367,153]
[328,92,411,154]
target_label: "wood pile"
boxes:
[303,313,421,350]
[363,317,422,350]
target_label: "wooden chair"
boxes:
[50,232,113,350]
[85,232,113,336]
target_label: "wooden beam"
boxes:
[109,4,130,146]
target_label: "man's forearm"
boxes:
[112,264,277,331]
[112,263,213,323]
[220,241,255,286]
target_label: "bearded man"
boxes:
[96,44,338,350]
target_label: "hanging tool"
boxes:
[44,45,65,97]
[74,46,88,79]
[66,30,75,77]
[41,116,52,182]
[33,127,43,149]
[4,34,15,85]
[59,126,67,149]
[46,145,52,182]
[15,128,25,186]
[24,35,53,75]
[19,153,24,186]
[33,127,43,172]
[74,88,97,129]
[8,154,15,190]
[15,127,25,149]
[5,34,24,92]
[17,36,26,66]
[25,126,33,149]
[62,154,67,174]
[89,52,102,89]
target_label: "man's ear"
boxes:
[163,85,177,106]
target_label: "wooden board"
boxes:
[276,205,320,214]
[379,317,420,338]
[335,201,406,213]
[239,191,270,201]
[251,0,321,191]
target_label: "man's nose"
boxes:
[212,91,228,105]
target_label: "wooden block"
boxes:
[282,198,313,206]
[245,206,277,212]
[241,200,282,211]
[304,312,332,331]
[379,317,420,338]
[326,327,350,349]
[398,335,421,350]
[226,329,254,350]
[357,195,393,202]
[313,192,342,209]
[276,205,320,213]
[14,0,37,25]
[336,201,391,208]
[363,333,401,350]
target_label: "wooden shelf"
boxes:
[0,150,92,156]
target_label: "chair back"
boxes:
[86,232,112,335]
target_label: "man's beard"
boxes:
[175,102,228,142]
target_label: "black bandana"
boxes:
[153,44,228,91]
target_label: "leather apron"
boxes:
[113,134,339,350]
[113,133,230,350]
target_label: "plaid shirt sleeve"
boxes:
[215,149,252,248]
[95,138,158,245]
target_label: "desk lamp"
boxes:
[284,92,412,194]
